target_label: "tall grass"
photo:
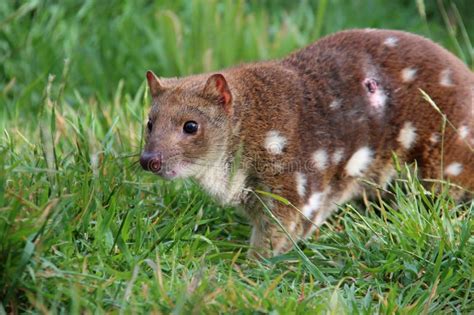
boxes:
[1,0,473,313]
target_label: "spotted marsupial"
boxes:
[140,29,474,258]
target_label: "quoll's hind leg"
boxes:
[247,202,301,259]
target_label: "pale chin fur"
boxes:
[160,157,222,181]
[159,161,195,180]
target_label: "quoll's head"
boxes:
[140,70,233,179]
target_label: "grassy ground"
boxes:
[1,0,473,313]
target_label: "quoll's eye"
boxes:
[147,120,153,132]
[183,121,198,134]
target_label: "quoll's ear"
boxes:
[146,70,165,97]
[203,73,233,114]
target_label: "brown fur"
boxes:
[141,29,474,258]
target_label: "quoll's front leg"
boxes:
[247,202,300,259]
[246,186,339,259]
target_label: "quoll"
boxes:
[140,29,474,258]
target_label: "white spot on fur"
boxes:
[312,149,329,171]
[368,87,388,109]
[305,187,333,237]
[302,192,324,218]
[302,182,358,240]
[288,221,297,233]
[345,147,373,177]
[264,130,287,155]
[397,122,417,149]
[445,162,463,176]
[401,67,417,82]
[375,90,387,108]
[329,99,341,110]
[430,132,441,144]
[440,68,454,87]
[459,125,469,139]
[295,172,307,198]
[332,148,344,165]
[383,36,398,47]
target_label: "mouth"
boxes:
[159,168,178,179]
[155,161,190,180]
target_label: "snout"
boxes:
[140,152,162,173]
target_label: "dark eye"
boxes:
[183,121,198,134]
[147,119,153,132]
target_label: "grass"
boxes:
[1,0,473,313]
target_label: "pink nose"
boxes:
[140,152,162,173]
